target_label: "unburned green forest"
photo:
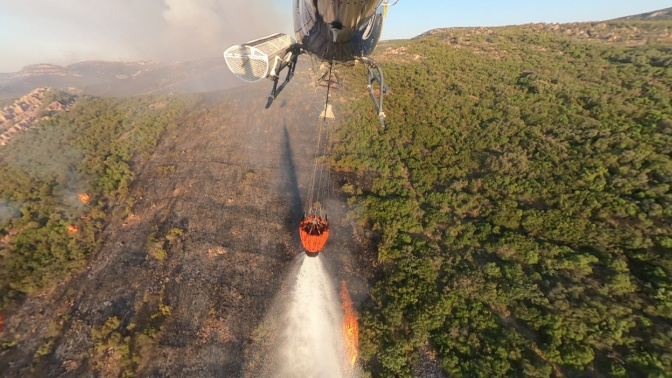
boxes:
[0,93,196,309]
[333,22,672,376]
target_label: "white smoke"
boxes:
[0,201,19,224]
[163,0,223,37]
[0,0,292,72]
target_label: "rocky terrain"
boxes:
[0,88,74,146]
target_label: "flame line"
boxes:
[340,280,359,367]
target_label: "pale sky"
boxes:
[0,0,669,72]
[383,0,672,39]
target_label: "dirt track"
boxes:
[0,78,372,377]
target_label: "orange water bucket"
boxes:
[299,215,330,253]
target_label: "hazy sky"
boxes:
[0,0,669,72]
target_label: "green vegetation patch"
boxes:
[89,290,170,377]
[0,93,196,310]
[146,226,184,261]
[334,21,672,377]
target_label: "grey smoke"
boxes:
[0,201,19,224]
[0,0,291,71]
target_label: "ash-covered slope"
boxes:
[0,68,368,376]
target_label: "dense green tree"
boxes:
[334,20,672,377]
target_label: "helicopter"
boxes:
[223,0,397,127]
[223,0,397,255]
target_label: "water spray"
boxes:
[246,254,360,377]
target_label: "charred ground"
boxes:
[0,72,372,376]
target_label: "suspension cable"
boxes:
[305,46,336,217]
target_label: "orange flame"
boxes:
[78,193,91,205]
[340,280,359,367]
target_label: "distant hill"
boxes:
[0,58,239,99]
[416,18,672,47]
[3,7,670,101]
[613,7,672,21]
[416,8,672,41]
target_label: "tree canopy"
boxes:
[333,21,672,377]
[0,93,196,309]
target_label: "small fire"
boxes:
[67,224,79,233]
[340,280,359,367]
[78,193,91,205]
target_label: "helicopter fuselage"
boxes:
[294,0,386,63]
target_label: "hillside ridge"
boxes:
[614,7,672,21]
[0,58,238,99]
[0,88,74,146]
[416,17,672,46]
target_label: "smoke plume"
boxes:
[0,201,19,225]
[0,0,291,72]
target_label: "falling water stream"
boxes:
[279,254,345,377]
[248,253,359,378]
